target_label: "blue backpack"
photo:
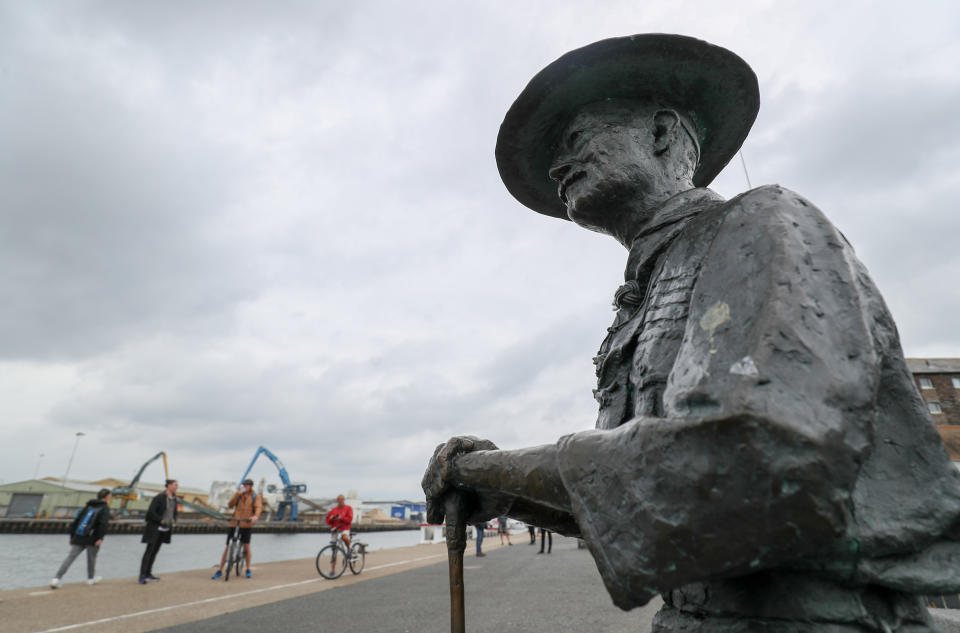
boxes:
[74,506,100,537]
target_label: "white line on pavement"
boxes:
[32,578,321,633]
[365,553,444,571]
[30,553,446,633]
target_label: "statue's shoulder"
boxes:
[714,184,837,239]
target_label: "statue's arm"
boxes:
[454,445,579,534]
[422,438,579,534]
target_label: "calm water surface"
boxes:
[0,530,422,591]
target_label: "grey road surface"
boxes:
[150,536,659,633]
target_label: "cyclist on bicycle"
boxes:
[325,494,353,566]
[211,478,262,579]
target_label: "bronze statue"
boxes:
[423,34,960,632]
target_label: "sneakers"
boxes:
[245,569,252,579]
[211,570,223,580]
[48,575,101,586]
[146,575,160,582]
[138,576,148,584]
[476,552,486,557]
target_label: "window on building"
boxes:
[919,377,934,389]
[928,402,943,415]
[952,377,960,389]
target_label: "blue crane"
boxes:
[238,446,307,521]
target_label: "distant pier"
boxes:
[0,518,419,535]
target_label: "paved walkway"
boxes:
[152,535,657,633]
[3,535,658,633]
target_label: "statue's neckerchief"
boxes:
[613,188,724,314]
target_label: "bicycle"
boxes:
[315,530,366,579]
[224,519,252,581]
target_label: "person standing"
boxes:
[538,528,552,555]
[475,522,486,557]
[211,478,262,579]
[139,479,177,584]
[497,515,512,546]
[50,489,112,588]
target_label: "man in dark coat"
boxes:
[139,478,178,584]
[422,34,960,632]
[50,488,112,587]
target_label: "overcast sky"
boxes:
[2,1,958,501]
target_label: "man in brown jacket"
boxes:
[211,478,262,579]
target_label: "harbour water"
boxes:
[0,530,423,591]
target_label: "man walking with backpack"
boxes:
[50,488,112,588]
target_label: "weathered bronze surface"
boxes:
[423,34,960,632]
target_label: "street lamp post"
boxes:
[33,453,45,479]
[61,432,85,487]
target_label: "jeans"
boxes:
[140,539,163,577]
[55,544,99,580]
[539,528,552,553]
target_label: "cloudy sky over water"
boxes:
[2,1,959,500]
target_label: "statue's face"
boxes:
[549,103,659,232]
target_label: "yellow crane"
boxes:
[111,451,169,515]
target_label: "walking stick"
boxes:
[444,492,467,633]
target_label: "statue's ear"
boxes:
[653,109,681,156]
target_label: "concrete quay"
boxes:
[0,517,419,535]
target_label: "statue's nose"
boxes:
[549,162,572,183]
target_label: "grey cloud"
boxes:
[478,311,602,398]
[760,78,960,194]
[5,1,960,499]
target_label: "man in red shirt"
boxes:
[325,494,353,553]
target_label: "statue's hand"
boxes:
[422,435,498,525]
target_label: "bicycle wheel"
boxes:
[316,544,347,579]
[349,543,365,575]
[225,539,240,581]
[235,547,246,578]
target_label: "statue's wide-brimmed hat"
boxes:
[495,34,760,219]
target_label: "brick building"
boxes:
[907,358,960,460]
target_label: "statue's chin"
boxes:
[566,200,618,236]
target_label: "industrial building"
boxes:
[361,500,426,522]
[0,477,208,518]
[908,358,960,460]
[0,479,106,518]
